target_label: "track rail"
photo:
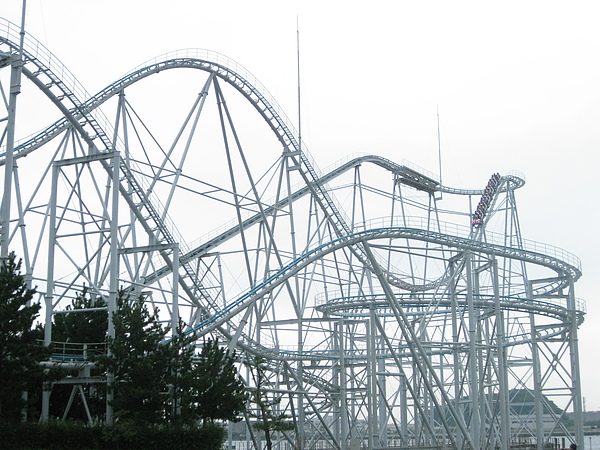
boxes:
[186,225,581,340]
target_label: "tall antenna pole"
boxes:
[437,105,443,187]
[296,16,302,152]
[295,17,307,450]
[1,0,27,258]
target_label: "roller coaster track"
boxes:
[1,14,582,358]
[141,154,457,287]
[2,18,586,447]
[0,20,385,423]
[143,156,526,295]
[315,292,584,334]
[2,22,580,325]
[185,225,581,342]
[1,17,576,298]
[0,25,484,298]
[0,23,389,300]
[244,289,584,362]
[0,19,532,301]
[0,24,227,313]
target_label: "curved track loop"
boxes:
[189,225,581,339]
[0,17,585,450]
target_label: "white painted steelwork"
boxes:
[0,17,585,450]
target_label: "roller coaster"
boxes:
[0,17,586,450]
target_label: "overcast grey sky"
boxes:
[5,0,600,408]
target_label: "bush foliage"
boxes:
[0,252,54,421]
[0,254,245,447]
[0,420,226,449]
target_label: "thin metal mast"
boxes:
[297,16,302,151]
[295,16,307,449]
[437,106,443,186]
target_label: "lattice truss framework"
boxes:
[0,18,586,450]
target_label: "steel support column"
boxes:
[493,258,510,450]
[568,277,584,449]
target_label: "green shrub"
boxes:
[0,420,226,449]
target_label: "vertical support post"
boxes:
[339,319,348,450]
[0,1,26,258]
[493,259,510,450]
[106,151,120,425]
[377,350,387,448]
[0,57,18,257]
[437,350,447,446]
[400,374,408,445]
[527,280,544,450]
[332,325,341,447]
[171,244,180,332]
[412,357,421,442]
[465,251,480,447]
[450,262,463,446]
[297,322,305,450]
[40,160,59,422]
[367,307,378,449]
[335,319,348,449]
[567,278,584,449]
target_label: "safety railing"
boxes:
[48,341,107,362]
[354,216,581,273]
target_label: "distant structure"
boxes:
[0,17,585,449]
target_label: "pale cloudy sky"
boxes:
[4,0,600,408]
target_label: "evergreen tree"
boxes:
[0,252,52,421]
[50,288,108,422]
[97,291,248,427]
[246,355,294,450]
[97,291,175,425]
[184,338,247,424]
[52,286,108,346]
[162,323,197,425]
